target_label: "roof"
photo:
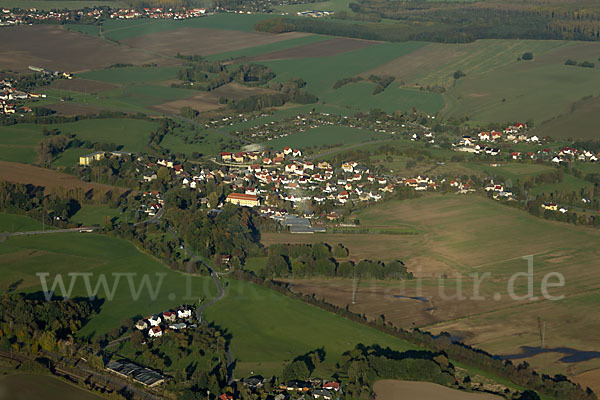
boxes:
[227,193,258,201]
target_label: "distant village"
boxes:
[0,6,209,26]
[0,78,46,115]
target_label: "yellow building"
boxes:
[79,151,105,166]
[226,193,260,207]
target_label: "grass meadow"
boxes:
[78,66,181,84]
[261,125,392,149]
[0,214,418,377]
[0,118,159,164]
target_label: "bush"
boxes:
[453,70,466,79]
[522,52,534,60]
[565,59,577,66]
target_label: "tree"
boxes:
[282,359,310,381]
[522,52,534,60]
[453,70,466,79]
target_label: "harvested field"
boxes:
[264,195,600,377]
[153,82,276,114]
[250,37,378,61]
[0,161,124,194]
[45,102,103,116]
[373,380,502,400]
[0,25,162,73]
[572,369,600,395]
[50,78,119,94]
[120,27,309,57]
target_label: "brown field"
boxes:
[153,82,276,114]
[250,37,378,61]
[120,28,309,57]
[373,380,502,400]
[265,195,600,379]
[45,102,103,116]
[0,25,164,73]
[50,78,119,94]
[0,161,124,194]
[572,369,600,396]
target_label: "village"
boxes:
[0,6,209,26]
[0,78,47,115]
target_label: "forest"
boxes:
[256,0,600,43]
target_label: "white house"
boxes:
[149,326,162,338]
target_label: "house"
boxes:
[226,193,260,207]
[177,308,192,319]
[220,152,232,161]
[312,390,333,399]
[135,320,148,330]
[219,394,233,400]
[169,323,187,330]
[283,147,292,155]
[147,315,161,326]
[541,203,558,211]
[162,311,176,322]
[323,381,340,391]
[148,326,162,338]
[478,131,490,141]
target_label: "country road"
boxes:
[0,226,99,241]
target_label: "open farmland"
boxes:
[100,14,277,41]
[374,380,502,400]
[0,25,163,73]
[364,39,564,88]
[532,95,600,140]
[153,82,277,114]
[77,66,181,85]
[0,161,124,194]
[441,41,600,124]
[206,34,329,61]
[204,276,418,377]
[50,78,119,94]
[250,37,378,61]
[120,28,310,57]
[0,373,102,400]
[0,118,159,160]
[0,215,418,379]
[264,194,600,380]
[261,125,393,150]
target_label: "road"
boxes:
[0,226,99,242]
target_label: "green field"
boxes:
[0,373,102,400]
[71,205,121,226]
[261,41,427,100]
[323,81,444,114]
[440,41,600,124]
[101,14,276,41]
[78,66,180,85]
[0,118,159,156]
[0,213,46,232]
[0,215,418,377]
[207,34,330,61]
[0,231,216,335]
[261,125,392,149]
[204,276,418,376]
